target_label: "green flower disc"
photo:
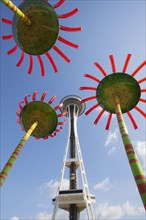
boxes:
[96,72,141,113]
[20,101,58,138]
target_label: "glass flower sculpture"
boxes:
[80,54,146,210]
[0,91,66,187]
[1,0,81,76]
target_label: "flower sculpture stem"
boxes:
[0,121,38,187]
[1,0,31,25]
[115,95,146,209]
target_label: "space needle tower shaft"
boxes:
[68,104,80,219]
[52,95,95,220]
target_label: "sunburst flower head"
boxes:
[12,0,59,55]
[16,91,66,139]
[80,54,146,130]
[2,0,81,75]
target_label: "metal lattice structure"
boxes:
[52,95,96,220]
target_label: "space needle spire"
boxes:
[52,95,96,220]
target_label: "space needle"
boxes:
[52,95,96,220]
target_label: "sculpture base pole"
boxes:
[115,95,146,210]
[0,121,38,187]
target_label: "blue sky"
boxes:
[0,0,146,219]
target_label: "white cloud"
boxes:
[39,179,69,199]
[10,217,19,220]
[10,201,145,220]
[134,141,146,174]
[55,210,68,219]
[93,177,113,191]
[36,212,52,220]
[35,210,68,220]
[96,202,123,219]
[105,129,119,147]
[107,147,116,156]
[10,209,68,220]
[95,201,145,219]
[39,179,58,198]
[122,201,144,215]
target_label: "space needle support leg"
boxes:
[0,121,38,187]
[115,95,146,210]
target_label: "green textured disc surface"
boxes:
[96,72,141,113]
[12,0,59,55]
[20,101,58,138]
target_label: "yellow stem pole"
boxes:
[0,121,38,187]
[1,0,31,25]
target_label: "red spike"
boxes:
[16,119,20,124]
[45,52,58,72]
[58,120,66,125]
[80,86,97,91]
[135,106,146,118]
[105,113,113,130]
[35,137,40,140]
[32,91,39,101]
[37,55,45,76]
[58,8,78,18]
[59,25,81,32]
[138,77,146,84]
[55,126,63,132]
[94,109,105,125]
[48,96,56,104]
[50,133,56,137]
[58,111,66,117]
[16,110,21,117]
[109,55,116,73]
[54,103,63,110]
[140,98,146,103]
[7,45,18,55]
[49,134,54,138]
[131,60,146,77]
[41,92,48,101]
[58,36,78,49]
[52,0,65,8]
[85,103,99,116]
[43,136,48,140]
[127,111,138,129]
[2,34,13,40]
[84,74,100,83]
[122,54,132,73]
[94,62,107,76]
[19,101,24,110]
[16,51,25,67]
[2,18,12,25]
[24,95,30,105]
[53,45,70,63]
[141,89,146,92]
[28,55,33,74]
[81,96,97,103]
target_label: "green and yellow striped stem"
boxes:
[1,0,31,25]
[115,95,146,210]
[0,121,38,187]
